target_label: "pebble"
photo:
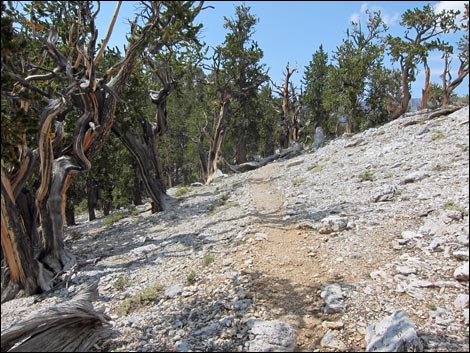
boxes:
[454,262,469,281]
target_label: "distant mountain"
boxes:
[408,98,421,111]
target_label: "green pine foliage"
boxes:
[302,45,330,136]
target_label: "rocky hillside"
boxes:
[2,106,469,352]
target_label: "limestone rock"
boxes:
[453,262,469,281]
[246,319,296,352]
[366,310,423,352]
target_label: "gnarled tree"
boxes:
[1,1,204,301]
[198,5,267,184]
[112,2,204,212]
[273,63,303,148]
[441,3,469,106]
[387,4,460,119]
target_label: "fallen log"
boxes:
[1,281,112,352]
[225,144,302,173]
[402,105,464,127]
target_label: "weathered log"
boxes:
[402,105,464,127]
[1,282,112,352]
[226,144,302,173]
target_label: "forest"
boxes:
[1,0,469,304]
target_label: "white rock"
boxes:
[396,266,417,275]
[322,321,344,329]
[452,250,469,261]
[320,330,347,350]
[247,319,296,352]
[454,262,469,281]
[255,232,268,241]
[366,310,423,352]
[454,294,469,310]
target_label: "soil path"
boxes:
[238,163,329,351]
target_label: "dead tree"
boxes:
[1,282,112,352]
[273,64,302,148]
[420,57,431,109]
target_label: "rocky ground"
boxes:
[2,106,469,352]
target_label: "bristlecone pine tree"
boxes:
[199,4,268,184]
[387,4,460,119]
[1,1,204,302]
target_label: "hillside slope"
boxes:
[2,106,469,352]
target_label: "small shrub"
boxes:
[456,143,469,151]
[443,200,469,215]
[175,186,191,197]
[313,165,323,172]
[129,205,140,216]
[187,270,196,283]
[293,177,306,187]
[208,193,231,213]
[113,275,129,290]
[103,212,124,226]
[359,170,374,181]
[67,230,82,240]
[120,283,161,316]
[75,199,88,214]
[223,201,239,209]
[431,131,445,141]
[202,253,215,267]
[307,165,323,172]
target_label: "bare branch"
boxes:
[94,1,122,65]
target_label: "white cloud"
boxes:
[350,13,360,23]
[350,2,400,26]
[434,1,468,21]
[382,12,400,26]
[360,3,369,13]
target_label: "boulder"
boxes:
[366,310,423,352]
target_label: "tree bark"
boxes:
[112,120,166,213]
[421,59,431,109]
[225,144,302,173]
[2,2,205,299]
[204,100,230,184]
[65,201,76,226]
[1,172,40,302]
[132,166,143,206]
[442,59,469,106]
[235,137,248,164]
[390,64,412,120]
[1,281,111,352]
[274,65,301,147]
[86,179,98,221]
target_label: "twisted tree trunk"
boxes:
[204,100,230,184]
[1,281,111,352]
[391,64,412,120]
[112,119,167,213]
[1,2,169,299]
[421,58,431,109]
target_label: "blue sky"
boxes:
[97,1,469,98]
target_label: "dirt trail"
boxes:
[238,163,331,351]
